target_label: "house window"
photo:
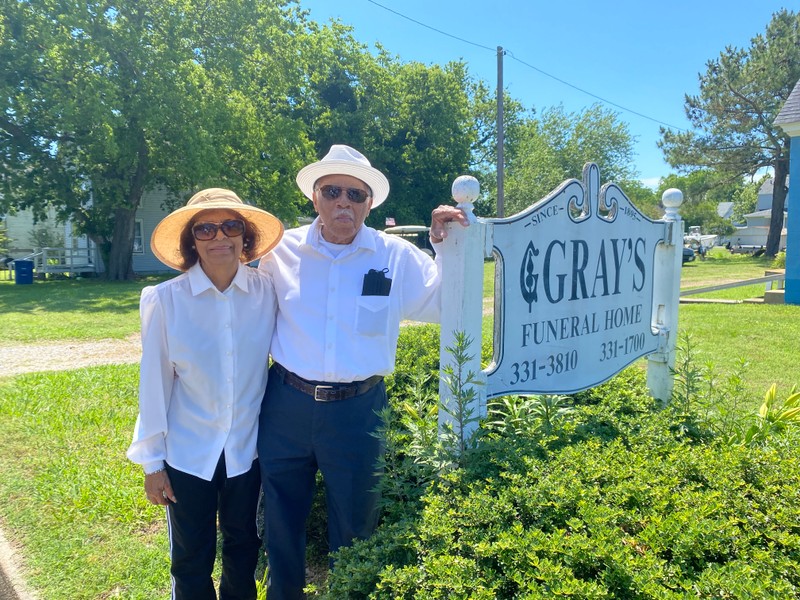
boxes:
[133,220,144,254]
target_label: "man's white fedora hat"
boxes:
[296,145,390,208]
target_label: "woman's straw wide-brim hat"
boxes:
[296,145,390,208]
[150,188,284,271]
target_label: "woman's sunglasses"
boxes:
[316,185,371,204]
[192,219,246,241]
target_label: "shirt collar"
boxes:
[303,216,376,254]
[187,262,249,295]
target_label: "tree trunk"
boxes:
[766,149,789,257]
[104,206,138,280]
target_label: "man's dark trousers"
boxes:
[258,365,386,600]
[166,456,261,600]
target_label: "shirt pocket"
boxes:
[355,296,391,337]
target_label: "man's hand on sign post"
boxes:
[430,205,470,244]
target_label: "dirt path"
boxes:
[0,334,141,377]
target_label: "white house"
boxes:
[714,177,790,250]
[2,188,176,275]
[717,202,734,220]
[731,208,787,250]
[2,187,291,275]
[757,176,790,211]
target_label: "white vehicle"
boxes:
[684,225,718,250]
[384,225,434,257]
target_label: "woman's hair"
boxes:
[177,210,261,271]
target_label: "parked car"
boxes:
[682,246,696,264]
[384,225,434,257]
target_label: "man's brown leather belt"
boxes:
[272,363,383,402]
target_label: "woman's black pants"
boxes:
[165,456,261,600]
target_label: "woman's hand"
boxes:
[144,469,177,505]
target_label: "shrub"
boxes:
[312,332,800,598]
[320,357,800,598]
[387,323,441,403]
[326,414,800,598]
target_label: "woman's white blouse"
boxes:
[127,263,276,481]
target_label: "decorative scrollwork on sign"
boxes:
[520,241,539,312]
[568,162,600,224]
[598,187,619,222]
[568,192,590,222]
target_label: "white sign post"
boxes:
[438,164,683,438]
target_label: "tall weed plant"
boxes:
[773,250,786,269]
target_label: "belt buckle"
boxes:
[314,385,334,401]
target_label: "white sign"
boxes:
[485,164,667,397]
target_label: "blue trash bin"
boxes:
[14,260,34,284]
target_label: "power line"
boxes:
[505,52,686,131]
[364,0,687,132]
[365,0,495,52]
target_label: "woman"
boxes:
[127,188,283,600]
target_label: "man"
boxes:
[257,144,467,599]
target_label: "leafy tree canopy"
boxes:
[288,26,490,227]
[730,178,762,224]
[0,0,315,279]
[659,9,800,256]
[0,220,9,256]
[657,170,748,236]
[502,103,637,216]
[619,180,660,220]
[0,2,491,276]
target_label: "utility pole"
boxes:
[497,46,505,218]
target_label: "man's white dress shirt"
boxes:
[259,217,441,382]
[127,262,276,481]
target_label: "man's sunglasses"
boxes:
[191,219,246,241]
[316,185,371,204]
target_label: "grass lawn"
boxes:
[0,249,796,598]
[0,365,171,599]
[0,275,172,343]
[678,246,776,290]
[667,248,796,402]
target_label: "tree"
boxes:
[0,219,9,256]
[503,103,637,215]
[0,0,311,279]
[620,180,661,220]
[366,60,477,227]
[731,178,762,224]
[287,21,484,227]
[659,9,800,257]
[657,171,737,237]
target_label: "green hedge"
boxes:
[335,439,799,599]
[318,332,800,598]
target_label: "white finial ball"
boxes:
[661,188,683,208]
[452,175,480,204]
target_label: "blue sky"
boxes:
[297,0,791,188]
